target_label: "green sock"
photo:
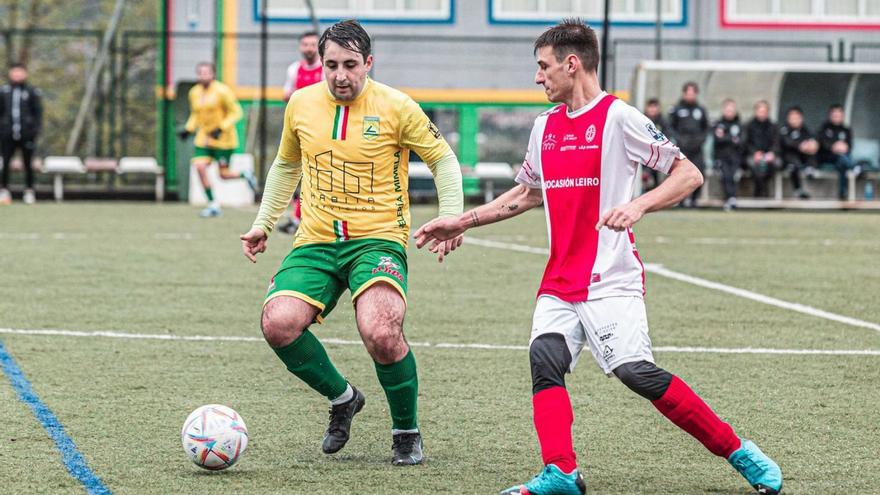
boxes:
[374,350,419,431]
[204,187,214,201]
[273,330,348,401]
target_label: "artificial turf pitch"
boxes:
[1,203,878,494]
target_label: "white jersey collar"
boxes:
[566,91,608,119]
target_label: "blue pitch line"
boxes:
[0,340,111,495]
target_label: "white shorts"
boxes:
[529,295,654,375]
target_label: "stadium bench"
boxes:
[474,162,514,202]
[84,157,118,173]
[117,157,164,202]
[42,156,86,201]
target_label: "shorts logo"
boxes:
[585,124,596,143]
[602,345,614,360]
[372,256,404,282]
[267,278,276,293]
[363,116,380,140]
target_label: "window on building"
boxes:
[261,0,452,22]
[491,0,684,24]
[725,0,880,24]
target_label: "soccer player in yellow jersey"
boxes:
[179,62,257,217]
[239,20,464,466]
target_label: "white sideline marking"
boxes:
[652,236,880,247]
[463,237,880,333]
[0,328,878,356]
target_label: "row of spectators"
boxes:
[644,82,858,209]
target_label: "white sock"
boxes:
[392,428,419,436]
[209,201,220,209]
[330,383,354,406]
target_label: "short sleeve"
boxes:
[282,63,297,96]
[399,97,452,165]
[619,104,682,175]
[515,120,543,189]
[277,98,302,163]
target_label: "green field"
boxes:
[1,203,879,494]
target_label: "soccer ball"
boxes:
[181,404,249,470]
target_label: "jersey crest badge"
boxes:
[363,116,380,140]
[585,124,597,143]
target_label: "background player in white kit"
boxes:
[415,19,782,495]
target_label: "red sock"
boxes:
[533,386,577,473]
[652,375,741,458]
[294,198,302,219]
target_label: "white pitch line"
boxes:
[1,328,878,356]
[464,237,880,334]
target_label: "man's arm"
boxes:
[414,183,543,248]
[425,151,463,219]
[32,87,43,135]
[596,158,702,232]
[283,63,297,102]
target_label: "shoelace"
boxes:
[393,434,417,455]
[327,403,350,434]
[734,454,768,479]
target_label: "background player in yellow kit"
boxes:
[179,62,257,217]
[239,20,463,466]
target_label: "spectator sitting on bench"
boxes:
[818,104,856,201]
[744,100,780,198]
[712,99,745,211]
[779,106,818,199]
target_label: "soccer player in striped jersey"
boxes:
[239,20,463,466]
[416,19,782,495]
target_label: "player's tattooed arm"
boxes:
[415,184,542,248]
[469,211,479,227]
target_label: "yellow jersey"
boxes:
[278,78,453,248]
[184,80,243,150]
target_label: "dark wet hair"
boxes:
[319,20,371,61]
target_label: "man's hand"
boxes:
[240,227,268,263]
[209,128,223,140]
[427,235,464,263]
[832,141,849,155]
[414,217,466,249]
[596,201,646,232]
[178,129,191,141]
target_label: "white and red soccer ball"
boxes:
[181,404,248,470]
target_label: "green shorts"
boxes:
[193,146,234,167]
[265,238,408,323]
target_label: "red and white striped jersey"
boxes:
[516,92,682,302]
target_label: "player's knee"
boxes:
[529,334,572,394]
[260,300,309,348]
[363,326,406,364]
[612,360,672,401]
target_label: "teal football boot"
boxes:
[500,464,586,495]
[728,438,783,494]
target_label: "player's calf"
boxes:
[529,334,578,475]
